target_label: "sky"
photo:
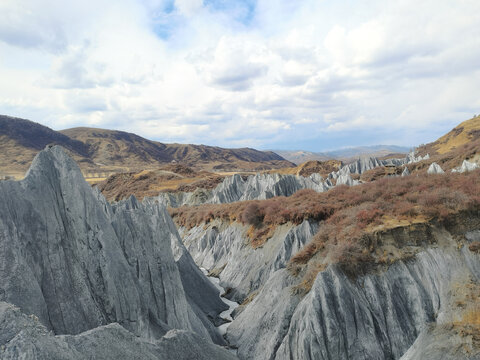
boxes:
[0,0,480,151]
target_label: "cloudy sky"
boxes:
[1,0,480,151]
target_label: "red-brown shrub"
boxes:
[356,207,383,227]
[241,202,263,226]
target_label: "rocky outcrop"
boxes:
[330,157,404,179]
[277,249,476,359]
[0,302,236,360]
[401,166,410,176]
[227,270,302,360]
[158,173,329,208]
[452,160,479,173]
[0,146,234,358]
[335,173,358,186]
[159,157,412,208]
[406,151,430,164]
[427,162,445,174]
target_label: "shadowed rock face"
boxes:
[0,302,237,360]
[0,146,234,358]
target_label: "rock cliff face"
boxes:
[406,151,430,163]
[0,146,234,358]
[181,218,480,360]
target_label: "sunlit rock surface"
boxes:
[427,162,445,174]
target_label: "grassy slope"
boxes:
[417,115,480,156]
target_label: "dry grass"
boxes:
[469,241,480,253]
[431,116,480,155]
[416,115,480,157]
[97,167,227,201]
[240,291,259,306]
[450,278,480,347]
[266,160,343,177]
[360,166,402,182]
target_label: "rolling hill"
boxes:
[0,115,294,179]
[0,115,93,178]
[417,115,480,156]
[62,127,292,172]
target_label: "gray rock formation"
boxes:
[0,302,237,360]
[228,244,479,360]
[0,146,234,358]
[227,270,302,360]
[399,323,480,360]
[160,156,411,208]
[401,166,410,176]
[331,157,404,179]
[181,213,480,360]
[180,220,317,302]
[406,151,430,164]
[158,173,329,208]
[335,173,358,186]
[452,160,479,173]
[427,162,445,174]
[157,152,434,208]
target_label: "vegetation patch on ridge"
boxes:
[170,170,480,290]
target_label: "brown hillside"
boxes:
[61,127,171,169]
[158,143,294,171]
[0,116,92,178]
[418,115,480,156]
[359,116,480,182]
[97,165,226,202]
[267,160,343,177]
[0,115,294,178]
[62,127,294,172]
[405,116,480,175]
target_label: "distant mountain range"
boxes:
[0,115,294,178]
[274,145,411,165]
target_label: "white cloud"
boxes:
[199,36,270,91]
[0,0,480,150]
[175,0,204,16]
